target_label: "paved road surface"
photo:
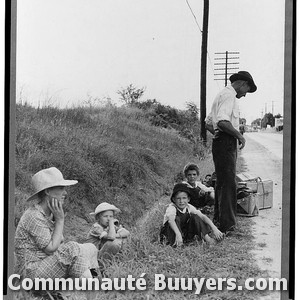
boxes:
[239,132,283,300]
[244,131,283,159]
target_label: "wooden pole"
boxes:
[200,0,209,142]
[225,51,228,86]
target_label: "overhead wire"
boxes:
[185,0,202,33]
[185,0,221,90]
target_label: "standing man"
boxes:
[209,71,257,233]
[239,121,246,135]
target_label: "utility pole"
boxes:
[214,51,239,86]
[200,0,209,143]
[272,101,274,115]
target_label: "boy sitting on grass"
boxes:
[86,202,130,260]
[160,183,224,247]
[182,163,215,210]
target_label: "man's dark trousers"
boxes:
[212,131,237,232]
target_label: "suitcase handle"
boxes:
[255,177,266,206]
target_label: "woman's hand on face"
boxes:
[47,198,64,221]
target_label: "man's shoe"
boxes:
[219,225,235,236]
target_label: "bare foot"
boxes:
[204,235,218,245]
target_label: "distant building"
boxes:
[274,117,283,131]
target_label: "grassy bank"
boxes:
[15,103,212,238]
[14,103,268,300]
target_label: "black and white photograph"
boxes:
[4,0,295,299]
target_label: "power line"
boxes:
[185,0,203,33]
[184,1,219,91]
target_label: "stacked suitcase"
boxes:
[236,172,273,216]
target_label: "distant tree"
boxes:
[117,84,146,105]
[261,113,275,128]
[251,118,261,127]
[274,113,282,118]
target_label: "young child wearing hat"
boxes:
[86,202,130,260]
[160,183,224,247]
[182,163,215,209]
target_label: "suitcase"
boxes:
[237,193,259,217]
[236,173,273,210]
[236,173,258,182]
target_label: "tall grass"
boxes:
[15,103,211,238]
[89,216,267,300]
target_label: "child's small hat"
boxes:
[90,202,121,216]
[171,183,191,202]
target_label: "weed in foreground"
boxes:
[89,204,270,300]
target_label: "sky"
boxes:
[16,0,285,123]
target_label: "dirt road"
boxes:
[239,131,283,300]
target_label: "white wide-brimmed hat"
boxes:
[90,202,121,216]
[26,167,78,201]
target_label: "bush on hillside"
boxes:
[15,103,212,237]
[128,97,202,145]
[117,84,146,105]
[116,85,203,144]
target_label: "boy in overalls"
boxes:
[160,183,224,247]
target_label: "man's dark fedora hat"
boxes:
[229,71,257,93]
[170,183,191,202]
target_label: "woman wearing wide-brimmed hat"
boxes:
[14,167,98,281]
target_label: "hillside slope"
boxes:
[15,103,213,240]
